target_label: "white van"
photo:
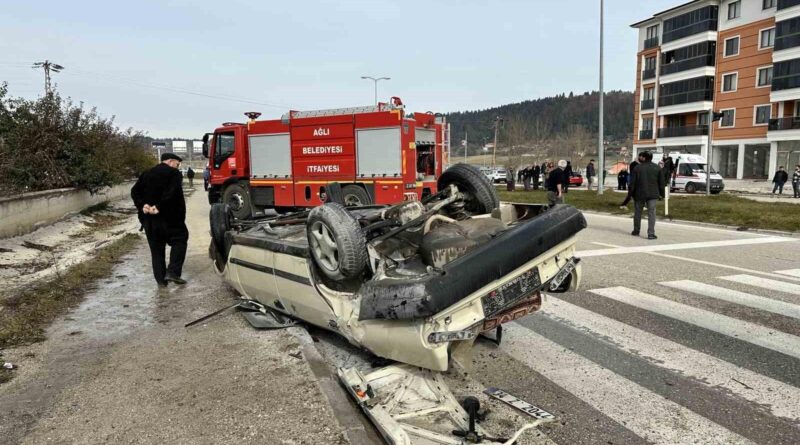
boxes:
[663,152,725,194]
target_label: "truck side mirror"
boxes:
[202,133,212,158]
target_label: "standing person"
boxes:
[522,166,531,191]
[772,166,789,195]
[532,164,541,190]
[517,168,524,183]
[586,159,596,191]
[617,169,628,190]
[563,161,573,194]
[546,160,567,206]
[629,151,664,240]
[203,166,211,191]
[628,159,638,190]
[186,167,195,188]
[793,165,800,198]
[131,153,189,287]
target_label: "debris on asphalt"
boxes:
[3,362,15,369]
[22,240,54,251]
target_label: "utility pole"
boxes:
[492,116,503,169]
[32,60,64,96]
[360,76,390,105]
[463,130,468,163]
[598,0,605,195]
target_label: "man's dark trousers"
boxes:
[143,217,188,283]
[633,199,657,237]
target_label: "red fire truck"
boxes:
[202,97,450,219]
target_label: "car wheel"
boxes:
[210,203,231,259]
[711,190,721,195]
[342,185,372,207]
[438,163,500,215]
[223,183,252,219]
[307,203,367,281]
[685,183,697,194]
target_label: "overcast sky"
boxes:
[0,0,679,138]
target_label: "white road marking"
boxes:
[720,275,800,296]
[577,237,794,258]
[589,287,800,360]
[775,269,800,278]
[500,323,754,445]
[660,280,800,320]
[541,296,800,421]
[582,242,800,282]
[584,212,772,237]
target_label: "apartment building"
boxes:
[632,0,800,180]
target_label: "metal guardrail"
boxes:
[768,117,800,131]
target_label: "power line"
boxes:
[32,60,64,96]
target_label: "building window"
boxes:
[643,87,654,100]
[763,0,775,8]
[728,1,741,20]
[697,111,710,126]
[642,117,653,131]
[720,109,735,128]
[722,72,738,92]
[646,25,658,40]
[760,28,775,49]
[757,66,773,87]
[724,36,740,56]
[754,105,771,125]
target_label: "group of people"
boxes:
[515,161,573,192]
[772,165,800,198]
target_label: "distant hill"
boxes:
[445,90,634,155]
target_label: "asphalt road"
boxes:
[316,211,800,445]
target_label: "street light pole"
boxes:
[492,116,503,169]
[598,0,605,195]
[360,76,390,105]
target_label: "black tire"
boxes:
[438,163,500,215]
[685,183,697,194]
[711,190,721,195]
[342,185,372,207]
[307,203,367,281]
[209,203,231,260]
[223,183,252,219]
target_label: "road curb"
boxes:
[289,327,381,445]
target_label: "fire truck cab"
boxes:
[203,97,449,219]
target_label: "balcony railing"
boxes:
[642,69,656,81]
[640,99,655,110]
[663,19,717,43]
[639,129,654,140]
[660,55,715,76]
[644,36,659,49]
[659,89,714,107]
[768,117,800,130]
[775,33,800,51]
[657,126,709,138]
[778,0,800,10]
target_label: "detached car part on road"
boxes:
[209,163,585,443]
[210,163,585,371]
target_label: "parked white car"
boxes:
[485,168,507,183]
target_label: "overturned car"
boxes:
[209,163,585,371]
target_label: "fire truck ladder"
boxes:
[281,102,402,121]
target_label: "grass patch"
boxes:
[0,233,140,349]
[497,189,800,232]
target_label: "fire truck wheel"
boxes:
[438,163,500,215]
[223,183,252,219]
[307,203,367,281]
[342,185,372,207]
[210,203,231,258]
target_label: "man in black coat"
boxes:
[131,153,189,286]
[629,151,664,240]
[532,164,541,190]
[773,166,789,195]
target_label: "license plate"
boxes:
[481,268,541,317]
[484,387,555,421]
[549,257,578,291]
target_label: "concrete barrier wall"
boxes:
[0,181,135,239]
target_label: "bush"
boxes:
[0,82,154,195]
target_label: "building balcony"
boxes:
[642,69,656,81]
[658,90,714,107]
[639,129,654,140]
[644,36,659,49]
[768,117,800,130]
[775,33,800,51]
[641,99,655,110]
[778,0,800,10]
[660,55,715,76]
[657,126,709,138]
[663,20,717,43]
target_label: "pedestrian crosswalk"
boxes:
[471,271,800,445]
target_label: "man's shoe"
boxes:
[165,275,187,285]
[157,281,168,288]
[648,234,658,240]
[631,231,640,236]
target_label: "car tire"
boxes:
[711,190,721,195]
[223,183,252,219]
[438,163,500,215]
[685,183,697,194]
[307,203,367,281]
[210,202,231,255]
[342,185,372,207]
